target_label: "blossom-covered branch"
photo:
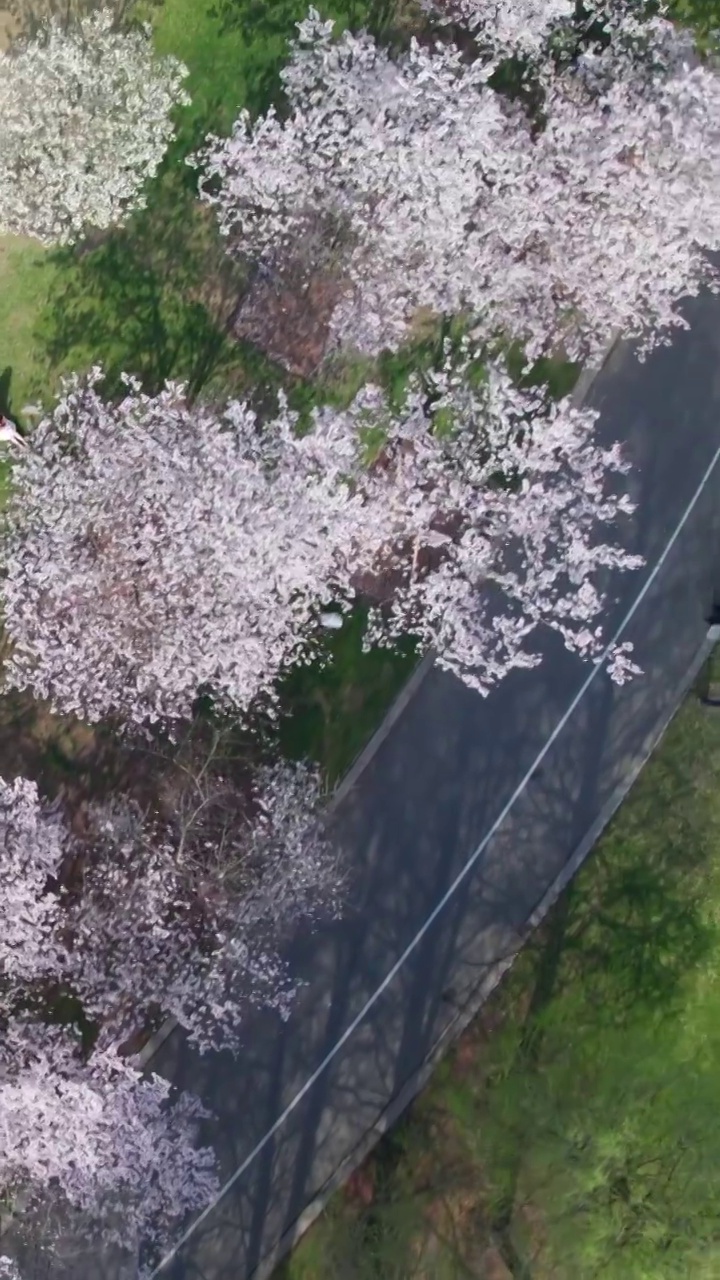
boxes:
[306,343,643,689]
[71,757,340,1052]
[193,5,720,367]
[0,1018,217,1261]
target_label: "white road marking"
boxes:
[151,436,720,1275]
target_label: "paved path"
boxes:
[10,289,720,1280]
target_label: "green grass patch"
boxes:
[34,161,275,404]
[276,606,419,787]
[279,651,720,1279]
[140,0,411,131]
[0,234,60,415]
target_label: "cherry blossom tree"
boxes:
[69,757,341,1052]
[0,749,337,1267]
[0,753,338,1051]
[0,1019,217,1266]
[0,9,190,245]
[192,5,720,368]
[0,368,381,727]
[192,11,516,358]
[0,778,216,1269]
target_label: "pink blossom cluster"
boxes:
[307,343,643,688]
[0,1019,217,1261]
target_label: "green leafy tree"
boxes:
[483,1004,720,1279]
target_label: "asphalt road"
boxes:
[9,287,720,1280]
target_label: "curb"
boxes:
[569,327,625,409]
[245,629,717,1280]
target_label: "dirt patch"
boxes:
[344,1161,376,1208]
[233,264,347,379]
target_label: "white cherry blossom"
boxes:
[306,345,643,691]
[0,9,190,245]
[0,776,66,987]
[421,0,576,60]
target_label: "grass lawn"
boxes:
[138,0,252,127]
[278,649,720,1280]
[276,607,420,787]
[0,235,60,416]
